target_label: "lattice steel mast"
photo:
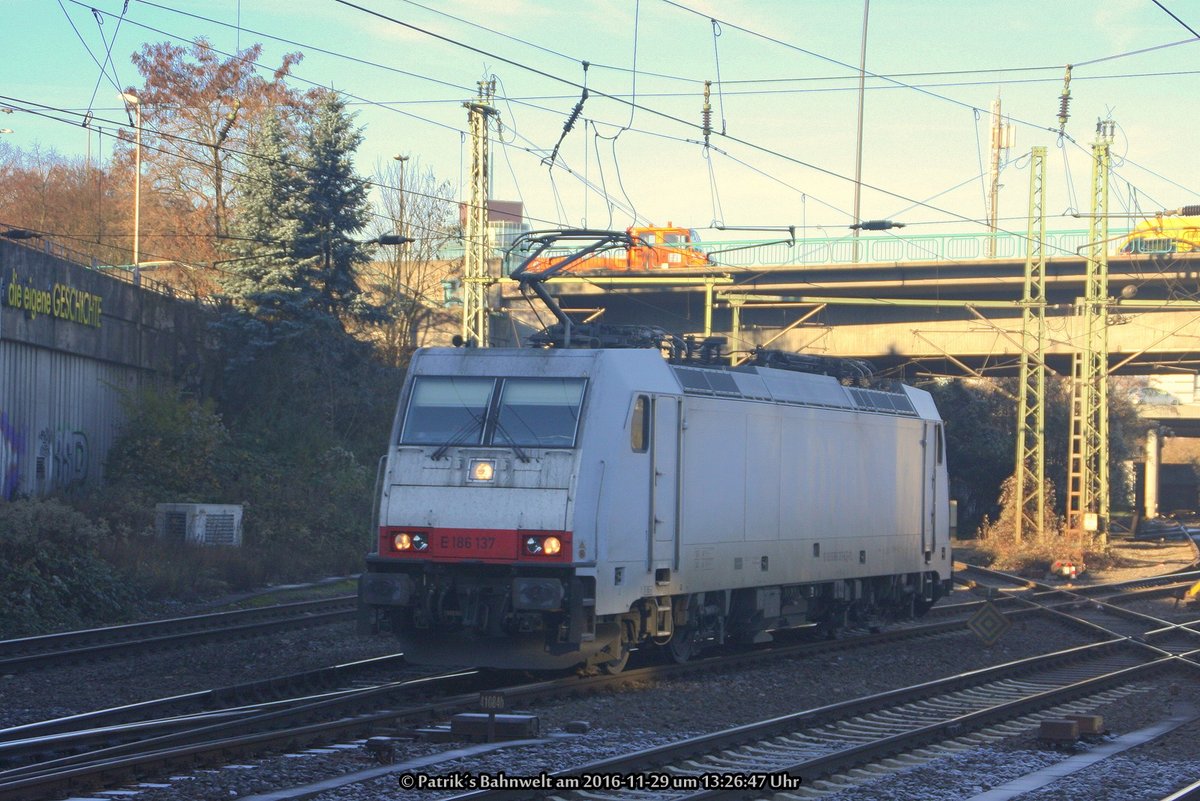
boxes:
[1066,120,1114,543]
[462,80,497,347]
[1013,146,1047,542]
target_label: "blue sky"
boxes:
[4,0,1199,242]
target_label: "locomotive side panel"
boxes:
[670,397,929,594]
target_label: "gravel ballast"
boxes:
[6,540,1200,800]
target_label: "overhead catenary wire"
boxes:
[80,0,132,122]
[326,0,1102,245]
[25,2,1197,355]
[77,0,1200,231]
[56,0,125,114]
[62,0,670,231]
[35,0,1194,261]
[0,94,507,247]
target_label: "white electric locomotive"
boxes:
[357,230,952,672]
[357,344,951,671]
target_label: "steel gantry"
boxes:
[1013,146,1048,543]
[462,80,498,347]
[1066,121,1115,543]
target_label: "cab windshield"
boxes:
[400,376,586,448]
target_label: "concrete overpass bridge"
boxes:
[491,228,1200,523]
[495,230,1200,380]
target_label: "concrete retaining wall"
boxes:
[1,240,212,499]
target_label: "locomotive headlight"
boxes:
[542,536,562,556]
[392,532,429,552]
[469,459,496,482]
[524,536,543,555]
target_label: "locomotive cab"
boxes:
[358,348,619,669]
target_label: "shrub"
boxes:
[0,499,139,636]
[971,475,1117,574]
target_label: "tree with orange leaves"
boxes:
[126,38,312,268]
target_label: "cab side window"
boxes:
[631,395,649,452]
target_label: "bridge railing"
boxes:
[477,227,1130,273]
[693,228,1121,268]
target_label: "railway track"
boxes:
[10,563,1183,801]
[0,652,421,769]
[0,596,357,673]
[957,563,1200,611]
[434,576,1200,801]
[0,592,1077,801]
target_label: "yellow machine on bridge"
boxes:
[1120,211,1200,255]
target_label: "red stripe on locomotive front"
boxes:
[378,527,573,563]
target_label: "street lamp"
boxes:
[366,234,414,246]
[120,92,141,277]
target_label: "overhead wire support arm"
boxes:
[707,224,795,260]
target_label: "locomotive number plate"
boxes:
[435,533,510,557]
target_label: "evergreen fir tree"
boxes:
[220,92,381,339]
[219,112,310,339]
[295,91,381,331]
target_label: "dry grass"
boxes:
[961,475,1122,576]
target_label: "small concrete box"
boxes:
[1038,719,1080,742]
[1066,714,1104,735]
[450,713,539,741]
[155,503,244,546]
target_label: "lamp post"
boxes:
[851,0,870,263]
[391,154,412,325]
[393,153,410,242]
[121,92,141,277]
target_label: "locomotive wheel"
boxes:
[666,628,695,664]
[599,622,633,674]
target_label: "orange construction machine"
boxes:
[520,224,713,274]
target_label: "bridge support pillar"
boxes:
[1144,427,1161,520]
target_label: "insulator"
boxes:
[1056,64,1073,133]
[702,80,713,145]
[563,102,582,134]
[1181,205,1200,216]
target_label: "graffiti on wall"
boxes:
[1,411,24,500]
[37,427,90,493]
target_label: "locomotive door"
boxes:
[922,421,938,563]
[648,395,682,573]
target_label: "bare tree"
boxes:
[128,39,310,268]
[365,157,459,365]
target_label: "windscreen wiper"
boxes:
[431,413,485,461]
[491,419,530,463]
